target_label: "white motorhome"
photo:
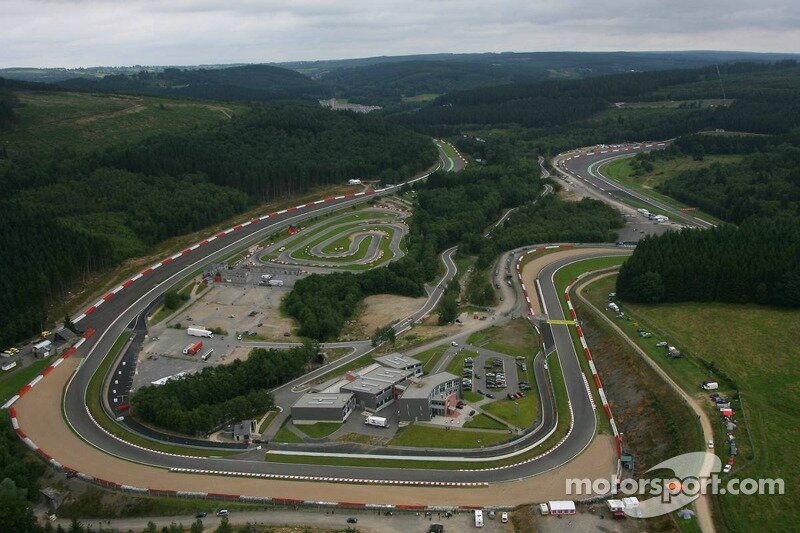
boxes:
[364,416,389,428]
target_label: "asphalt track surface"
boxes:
[13,141,667,487]
[556,143,716,229]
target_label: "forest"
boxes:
[0,98,436,348]
[398,61,800,140]
[130,343,319,435]
[617,219,800,307]
[99,105,436,200]
[0,412,45,533]
[56,64,328,103]
[656,136,800,224]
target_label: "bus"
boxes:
[474,509,484,528]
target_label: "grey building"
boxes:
[341,365,412,411]
[232,419,257,442]
[375,353,423,377]
[291,393,356,423]
[397,372,461,422]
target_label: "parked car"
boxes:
[195,512,207,518]
[486,392,495,399]
[501,512,509,523]
[347,517,358,524]
[216,510,229,517]
[451,341,459,347]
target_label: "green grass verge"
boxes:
[294,422,342,439]
[482,393,538,429]
[414,344,449,373]
[83,331,237,457]
[463,413,508,430]
[273,423,303,444]
[583,274,799,532]
[462,390,484,403]
[0,358,51,404]
[387,424,510,449]
[310,353,373,385]
[466,318,541,359]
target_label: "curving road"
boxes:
[554,143,715,229]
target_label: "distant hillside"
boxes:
[319,60,539,105]
[56,64,328,103]
[397,61,800,135]
[293,51,800,105]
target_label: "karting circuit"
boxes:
[4,140,718,515]
[258,197,411,271]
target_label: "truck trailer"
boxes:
[364,416,389,428]
[183,341,203,356]
[187,327,214,338]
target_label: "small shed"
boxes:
[40,487,66,512]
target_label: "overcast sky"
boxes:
[2,0,799,68]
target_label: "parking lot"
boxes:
[464,347,524,399]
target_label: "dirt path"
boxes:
[575,272,717,533]
[74,103,146,123]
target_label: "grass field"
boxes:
[601,155,735,225]
[482,393,538,429]
[294,422,342,439]
[467,318,541,359]
[414,344,449,373]
[0,358,51,404]
[584,274,799,532]
[463,413,509,430]
[388,424,509,449]
[310,353,373,385]
[2,90,248,156]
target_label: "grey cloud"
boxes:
[1,0,798,67]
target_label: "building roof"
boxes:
[233,420,256,436]
[341,367,412,394]
[293,392,354,409]
[374,353,421,370]
[399,372,458,400]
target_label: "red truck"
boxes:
[183,341,203,356]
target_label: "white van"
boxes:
[474,509,484,528]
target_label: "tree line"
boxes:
[131,343,319,435]
[0,101,435,348]
[617,219,800,307]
